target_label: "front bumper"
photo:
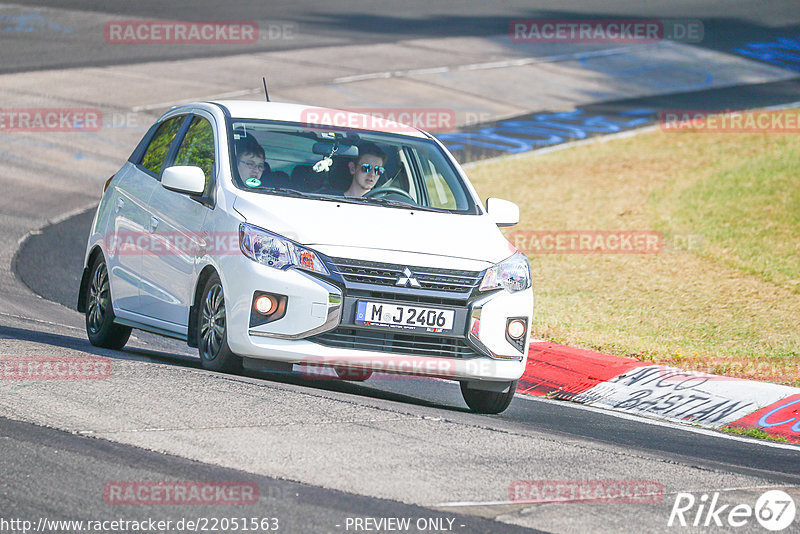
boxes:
[222,254,533,382]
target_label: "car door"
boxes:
[139,112,216,330]
[106,114,187,315]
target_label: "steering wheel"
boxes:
[364,186,416,203]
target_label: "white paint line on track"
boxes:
[405,66,450,76]
[0,311,82,332]
[757,99,800,111]
[6,201,98,332]
[434,484,798,508]
[130,88,262,112]
[121,43,648,107]
[45,200,100,227]
[332,44,651,84]
[12,200,99,252]
[515,393,800,451]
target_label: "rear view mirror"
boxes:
[161,166,206,195]
[485,198,520,227]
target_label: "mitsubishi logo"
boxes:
[395,267,421,288]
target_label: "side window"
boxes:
[394,149,417,199]
[174,116,215,195]
[139,116,184,176]
[418,154,457,210]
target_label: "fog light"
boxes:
[505,317,527,355]
[507,318,526,339]
[254,295,277,315]
[249,292,288,328]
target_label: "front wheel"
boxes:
[197,273,242,373]
[460,380,517,414]
[85,255,131,349]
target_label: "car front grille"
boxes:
[328,257,483,294]
[346,289,467,307]
[310,327,482,359]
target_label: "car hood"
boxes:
[232,193,515,264]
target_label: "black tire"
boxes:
[334,367,373,381]
[85,255,131,349]
[460,380,517,414]
[197,273,242,373]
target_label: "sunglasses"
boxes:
[360,163,385,176]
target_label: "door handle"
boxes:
[198,232,210,251]
[149,216,159,232]
[115,198,124,213]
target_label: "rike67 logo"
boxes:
[669,490,796,531]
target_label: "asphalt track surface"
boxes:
[12,203,800,482]
[0,417,540,533]
[3,2,800,533]
[9,209,800,479]
[2,0,799,73]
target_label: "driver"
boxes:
[344,142,387,197]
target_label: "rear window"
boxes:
[139,115,185,176]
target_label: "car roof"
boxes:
[209,100,429,139]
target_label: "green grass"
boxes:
[652,135,800,289]
[465,109,800,385]
[721,425,789,443]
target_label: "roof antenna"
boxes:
[262,77,270,102]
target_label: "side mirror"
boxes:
[486,198,519,227]
[161,166,206,195]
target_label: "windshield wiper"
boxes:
[259,188,343,204]
[258,187,442,212]
[260,187,314,199]
[339,196,440,212]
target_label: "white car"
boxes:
[78,101,533,414]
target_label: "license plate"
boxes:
[355,301,455,333]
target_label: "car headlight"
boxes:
[239,223,329,275]
[480,252,531,293]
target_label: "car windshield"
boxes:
[227,119,479,214]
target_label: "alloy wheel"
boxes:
[200,282,226,361]
[87,261,110,335]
